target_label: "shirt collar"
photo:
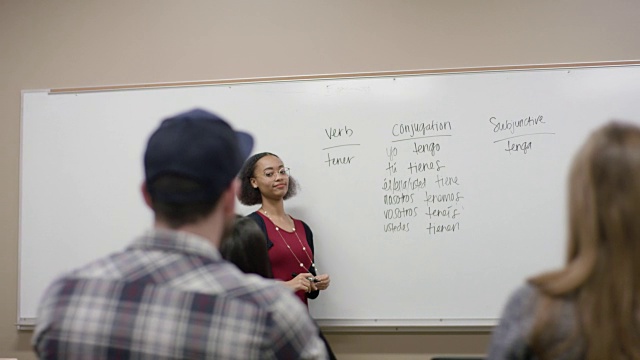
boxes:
[127,228,221,261]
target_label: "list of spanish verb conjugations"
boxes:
[382,121,464,236]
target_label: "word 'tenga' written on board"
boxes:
[490,115,554,154]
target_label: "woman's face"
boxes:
[250,155,290,200]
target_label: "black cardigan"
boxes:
[247,211,319,299]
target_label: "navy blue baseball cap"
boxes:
[144,108,254,204]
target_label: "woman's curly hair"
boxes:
[237,152,299,205]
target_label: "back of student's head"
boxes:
[143,109,253,228]
[221,215,273,278]
[568,121,640,281]
[146,175,218,228]
[529,121,640,360]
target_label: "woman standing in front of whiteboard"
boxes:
[238,152,336,360]
[237,152,331,306]
[487,121,640,360]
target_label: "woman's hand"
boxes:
[313,274,331,291]
[284,273,314,293]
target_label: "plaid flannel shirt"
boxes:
[33,229,327,360]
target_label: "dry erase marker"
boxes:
[292,272,320,282]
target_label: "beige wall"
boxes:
[2,1,639,358]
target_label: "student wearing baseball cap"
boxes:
[33,109,327,360]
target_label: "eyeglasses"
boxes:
[261,167,290,179]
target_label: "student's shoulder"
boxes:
[502,283,539,319]
[232,274,324,358]
[228,271,294,306]
[510,283,538,303]
[487,283,541,359]
[204,263,287,303]
[246,212,267,231]
[246,211,263,222]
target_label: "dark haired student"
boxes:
[220,215,274,278]
[32,109,327,360]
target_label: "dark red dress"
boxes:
[256,212,315,305]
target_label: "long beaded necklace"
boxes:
[261,208,318,274]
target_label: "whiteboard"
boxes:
[19,65,640,329]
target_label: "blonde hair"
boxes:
[528,121,640,359]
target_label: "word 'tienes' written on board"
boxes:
[382,120,464,235]
[490,115,554,154]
